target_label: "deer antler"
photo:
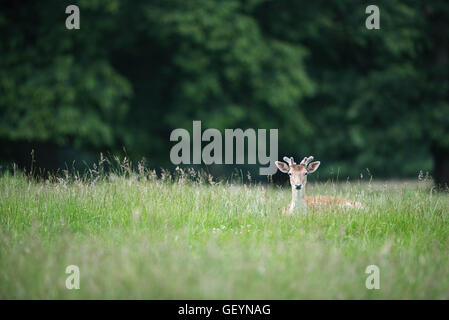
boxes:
[283,156,296,166]
[300,156,314,166]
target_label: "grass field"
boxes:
[1,162,448,299]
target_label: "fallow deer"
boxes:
[275,156,363,214]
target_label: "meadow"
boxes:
[0,160,448,299]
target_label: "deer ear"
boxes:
[307,161,320,173]
[275,161,289,173]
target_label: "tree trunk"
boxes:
[432,145,449,189]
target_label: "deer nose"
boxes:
[294,184,303,190]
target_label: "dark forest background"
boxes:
[0,0,448,185]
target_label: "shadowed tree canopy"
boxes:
[255,0,448,184]
[0,0,448,186]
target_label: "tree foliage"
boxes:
[0,0,448,183]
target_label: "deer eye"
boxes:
[304,172,308,176]
[288,172,292,176]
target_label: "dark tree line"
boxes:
[0,0,448,185]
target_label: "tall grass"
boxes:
[0,159,448,299]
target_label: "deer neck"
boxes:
[290,186,307,212]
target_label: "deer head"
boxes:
[275,156,321,191]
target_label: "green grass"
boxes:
[1,164,448,299]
